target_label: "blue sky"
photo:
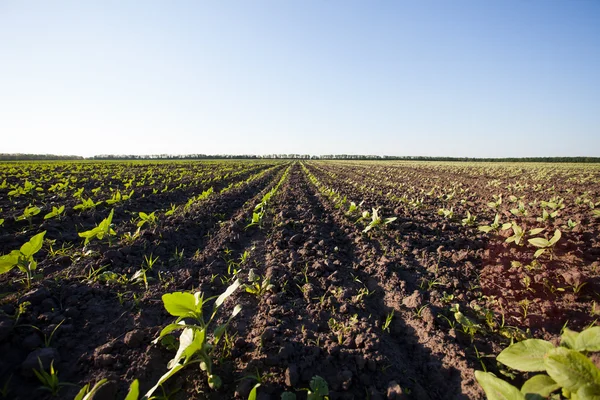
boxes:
[1,1,599,157]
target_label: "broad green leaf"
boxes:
[521,375,560,397]
[578,383,600,400]
[544,347,600,393]
[162,292,197,317]
[479,226,493,233]
[124,379,139,400]
[497,339,554,372]
[475,371,525,400]
[549,230,562,246]
[139,212,148,219]
[20,231,46,258]
[561,328,580,349]
[575,327,600,352]
[215,279,240,308]
[529,228,545,235]
[0,252,19,274]
[528,238,549,248]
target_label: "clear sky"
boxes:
[1,1,599,157]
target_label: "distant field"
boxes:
[1,160,599,399]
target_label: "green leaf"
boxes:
[20,231,46,258]
[479,226,493,233]
[0,252,19,274]
[529,228,545,235]
[575,327,600,352]
[521,375,560,398]
[309,375,329,396]
[215,279,240,308]
[528,238,549,248]
[549,230,562,246]
[80,379,108,400]
[153,323,185,343]
[497,339,554,372]
[124,379,139,400]
[544,347,600,393]
[534,248,546,258]
[248,383,260,400]
[162,292,198,318]
[578,383,600,400]
[168,328,201,369]
[475,371,525,400]
[561,328,580,349]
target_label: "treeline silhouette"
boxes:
[1,153,599,163]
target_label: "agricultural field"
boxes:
[0,159,599,400]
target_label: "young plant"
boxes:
[16,204,41,227]
[528,229,561,259]
[33,359,74,396]
[478,214,511,234]
[43,205,65,220]
[73,198,102,212]
[437,207,454,220]
[0,231,46,288]
[105,190,134,205]
[243,269,274,297]
[145,280,242,398]
[362,207,396,233]
[461,211,477,227]
[78,209,116,245]
[475,325,600,400]
[137,211,158,229]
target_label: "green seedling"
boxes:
[15,204,41,227]
[461,211,477,226]
[510,201,528,217]
[165,204,178,216]
[73,198,102,211]
[145,280,242,398]
[78,209,116,245]
[363,207,396,233]
[437,207,454,219]
[478,214,511,234]
[74,379,139,400]
[137,211,158,228]
[44,205,65,220]
[33,359,74,396]
[487,194,502,210]
[307,375,330,400]
[383,310,394,333]
[475,325,600,400]
[0,231,46,288]
[562,219,579,230]
[537,208,559,222]
[244,269,274,297]
[105,190,133,205]
[528,229,562,259]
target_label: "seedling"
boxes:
[383,310,394,333]
[146,280,242,398]
[33,359,75,396]
[362,207,396,233]
[0,231,46,288]
[44,205,65,220]
[437,207,454,219]
[73,198,102,211]
[243,269,274,297]
[478,214,511,234]
[15,204,41,227]
[78,209,116,245]
[137,211,158,228]
[461,211,477,226]
[105,190,133,205]
[528,229,562,259]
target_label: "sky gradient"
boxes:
[1,1,599,157]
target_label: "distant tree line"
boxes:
[0,153,84,161]
[1,153,600,163]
